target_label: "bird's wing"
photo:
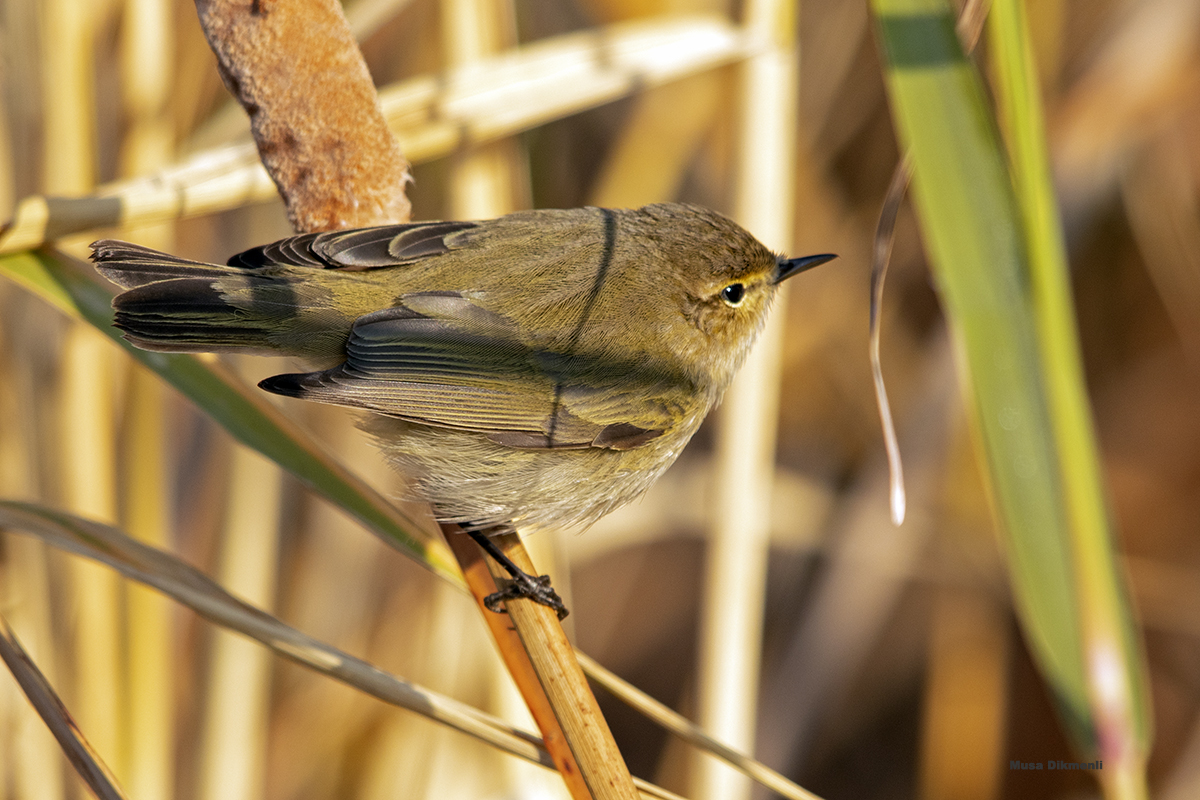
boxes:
[260,295,695,450]
[227,221,481,271]
[92,220,483,290]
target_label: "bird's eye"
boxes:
[721,283,746,307]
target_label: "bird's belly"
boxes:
[363,415,696,532]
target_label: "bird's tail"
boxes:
[90,239,338,356]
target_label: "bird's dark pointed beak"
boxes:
[774,253,837,284]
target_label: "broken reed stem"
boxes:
[488,532,637,800]
[441,525,587,798]
[441,523,637,800]
[193,0,411,230]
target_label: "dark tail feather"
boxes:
[258,372,312,398]
[92,239,291,353]
[110,278,278,353]
[91,239,354,357]
[90,239,235,289]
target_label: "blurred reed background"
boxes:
[0,0,1198,798]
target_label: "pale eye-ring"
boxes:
[721,283,746,307]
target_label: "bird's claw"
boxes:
[484,573,569,620]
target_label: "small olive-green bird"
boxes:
[92,203,832,613]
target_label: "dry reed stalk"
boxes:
[0,326,67,800]
[445,525,682,799]
[118,1,177,796]
[41,0,97,194]
[381,14,746,155]
[442,524,595,799]
[490,536,573,797]
[60,326,129,782]
[197,444,282,800]
[172,0,228,146]
[692,1,797,797]
[42,0,129,783]
[119,0,175,182]
[442,0,524,220]
[2,0,41,204]
[590,72,723,207]
[120,367,175,800]
[0,84,11,220]
[479,532,638,799]
[0,15,748,254]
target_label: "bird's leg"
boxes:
[466,526,569,620]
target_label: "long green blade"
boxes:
[871,0,1090,742]
[989,0,1151,792]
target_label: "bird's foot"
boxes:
[484,572,569,620]
[466,526,570,620]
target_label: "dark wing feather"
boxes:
[223,220,480,272]
[385,221,480,262]
[259,300,693,450]
[227,233,325,269]
[313,220,480,269]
